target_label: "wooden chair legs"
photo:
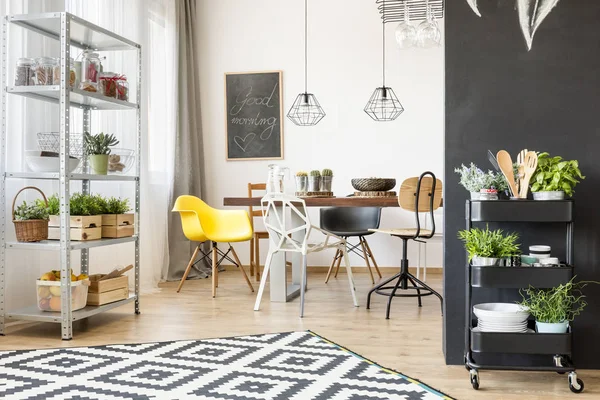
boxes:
[363,237,382,279]
[254,236,261,282]
[231,246,254,292]
[326,236,381,283]
[176,244,201,293]
[325,249,340,284]
[360,238,375,284]
[211,245,217,298]
[249,237,255,276]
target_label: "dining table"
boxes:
[223,195,443,303]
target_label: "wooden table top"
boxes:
[224,196,443,208]
[224,196,401,207]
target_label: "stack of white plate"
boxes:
[473,303,531,333]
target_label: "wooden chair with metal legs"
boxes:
[248,183,291,282]
[320,207,383,284]
[367,172,444,319]
[172,195,254,297]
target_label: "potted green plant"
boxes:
[46,193,103,241]
[308,170,321,192]
[454,163,508,200]
[295,171,308,193]
[458,225,520,266]
[84,132,119,175]
[12,187,50,242]
[321,168,333,192]
[98,196,134,238]
[518,278,595,333]
[530,152,584,200]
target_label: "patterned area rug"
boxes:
[0,331,454,400]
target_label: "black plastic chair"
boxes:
[320,207,383,284]
[367,172,443,319]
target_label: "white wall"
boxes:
[198,0,444,268]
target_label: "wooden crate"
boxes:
[49,215,102,228]
[87,274,129,306]
[48,215,103,241]
[87,287,129,306]
[88,274,128,293]
[101,214,134,238]
[48,227,102,241]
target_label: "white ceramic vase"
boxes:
[536,320,569,333]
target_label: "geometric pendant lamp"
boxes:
[287,0,325,126]
[364,0,404,121]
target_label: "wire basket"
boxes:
[37,132,84,159]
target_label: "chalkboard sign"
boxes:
[225,71,283,160]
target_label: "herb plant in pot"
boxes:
[295,171,308,193]
[530,152,584,200]
[458,225,520,266]
[518,278,594,333]
[12,186,50,242]
[308,170,321,192]
[84,132,119,175]
[454,163,508,200]
[47,193,104,241]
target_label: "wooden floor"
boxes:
[2,270,599,399]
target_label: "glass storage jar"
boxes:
[14,57,35,86]
[98,72,119,98]
[51,57,77,88]
[34,57,57,85]
[116,78,129,101]
[81,51,101,84]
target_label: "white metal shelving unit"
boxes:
[0,12,142,340]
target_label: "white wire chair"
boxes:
[253,193,359,317]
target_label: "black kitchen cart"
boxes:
[464,200,584,393]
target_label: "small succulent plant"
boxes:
[84,132,119,156]
[310,170,321,177]
[321,168,333,177]
[296,171,308,177]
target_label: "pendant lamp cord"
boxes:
[382,0,385,87]
[304,0,308,94]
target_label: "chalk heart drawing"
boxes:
[234,133,256,152]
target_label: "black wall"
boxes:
[444,1,600,367]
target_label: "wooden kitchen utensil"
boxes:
[516,149,527,195]
[99,264,133,281]
[497,150,519,198]
[519,151,538,198]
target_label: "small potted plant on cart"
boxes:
[530,152,584,200]
[455,162,508,200]
[458,225,520,266]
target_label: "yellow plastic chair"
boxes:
[172,195,254,297]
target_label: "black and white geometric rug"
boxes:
[0,331,454,399]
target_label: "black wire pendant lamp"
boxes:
[364,0,404,121]
[287,0,325,126]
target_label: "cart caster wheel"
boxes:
[470,370,479,390]
[568,372,584,393]
[557,371,566,375]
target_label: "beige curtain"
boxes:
[166,0,210,280]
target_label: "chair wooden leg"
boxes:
[249,238,255,276]
[176,244,200,293]
[255,237,262,282]
[364,237,382,279]
[325,249,340,284]
[231,245,254,292]
[254,251,274,311]
[360,237,375,284]
[333,245,343,278]
[341,246,359,307]
[211,244,217,298]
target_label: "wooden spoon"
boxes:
[516,149,527,194]
[497,150,519,198]
[519,152,538,199]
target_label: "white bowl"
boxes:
[25,151,80,173]
[473,303,529,321]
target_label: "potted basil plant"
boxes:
[518,278,595,333]
[458,225,520,266]
[530,152,584,200]
[84,132,119,175]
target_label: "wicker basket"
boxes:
[351,178,396,192]
[12,186,49,242]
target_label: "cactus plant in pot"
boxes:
[295,171,308,193]
[458,225,520,266]
[321,168,333,192]
[308,170,321,192]
[84,132,119,175]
